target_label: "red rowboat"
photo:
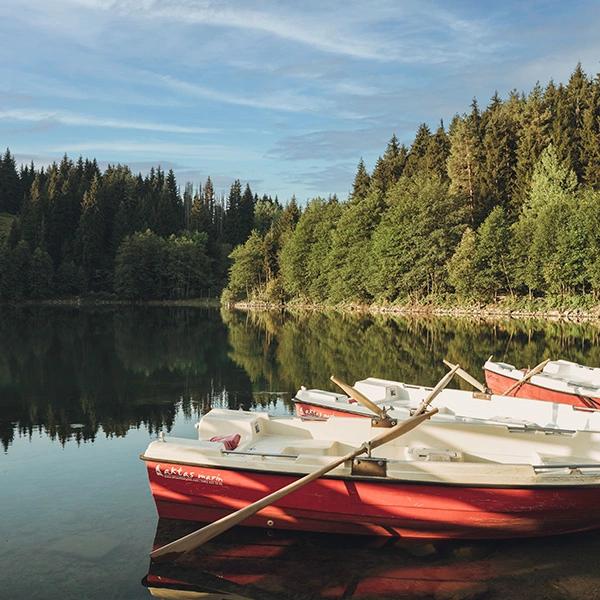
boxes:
[142,409,600,540]
[484,359,600,409]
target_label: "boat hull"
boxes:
[484,369,600,409]
[145,459,600,540]
[295,401,365,420]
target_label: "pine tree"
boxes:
[481,96,518,214]
[423,121,450,179]
[239,183,255,242]
[447,110,486,226]
[350,159,371,202]
[370,135,407,194]
[581,75,600,188]
[0,149,22,214]
[224,180,243,246]
[513,83,551,208]
[403,123,432,177]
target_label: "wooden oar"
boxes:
[415,363,460,413]
[503,359,550,396]
[150,408,438,561]
[330,375,385,418]
[442,360,486,393]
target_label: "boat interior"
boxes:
[296,378,600,433]
[156,409,600,481]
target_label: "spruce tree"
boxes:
[447,112,485,226]
[350,159,371,202]
[403,123,432,177]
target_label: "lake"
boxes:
[2,306,600,599]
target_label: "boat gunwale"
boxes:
[139,453,600,489]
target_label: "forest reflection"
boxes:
[3,306,600,451]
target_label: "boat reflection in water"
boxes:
[141,518,600,599]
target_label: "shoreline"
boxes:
[3,296,600,321]
[1,297,221,308]
[229,300,600,321]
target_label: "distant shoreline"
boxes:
[229,300,600,321]
[3,296,600,321]
[0,296,221,308]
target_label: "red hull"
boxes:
[145,459,600,540]
[295,401,364,420]
[484,369,600,409]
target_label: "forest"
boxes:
[0,63,599,306]
[0,154,280,299]
[224,64,600,309]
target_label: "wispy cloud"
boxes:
[51,140,261,160]
[72,0,392,61]
[0,108,216,134]
[150,72,325,113]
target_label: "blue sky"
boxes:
[1,1,599,202]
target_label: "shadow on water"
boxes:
[144,519,600,600]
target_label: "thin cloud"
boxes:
[0,108,216,134]
[73,0,391,61]
[151,72,325,113]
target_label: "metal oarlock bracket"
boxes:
[371,415,398,428]
[352,457,387,477]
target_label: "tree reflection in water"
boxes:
[3,305,600,452]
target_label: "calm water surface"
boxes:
[2,306,600,599]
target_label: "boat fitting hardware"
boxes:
[352,457,387,478]
[371,415,398,428]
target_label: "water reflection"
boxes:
[144,518,600,599]
[3,306,600,452]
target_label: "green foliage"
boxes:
[29,247,54,298]
[447,228,477,299]
[326,191,385,303]
[368,174,467,300]
[114,230,211,300]
[224,230,266,301]
[0,212,14,246]
[279,198,341,301]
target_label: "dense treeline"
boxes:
[224,64,600,307]
[0,151,281,300]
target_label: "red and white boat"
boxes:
[142,408,600,540]
[293,377,600,431]
[484,359,600,408]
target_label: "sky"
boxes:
[1,0,599,202]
